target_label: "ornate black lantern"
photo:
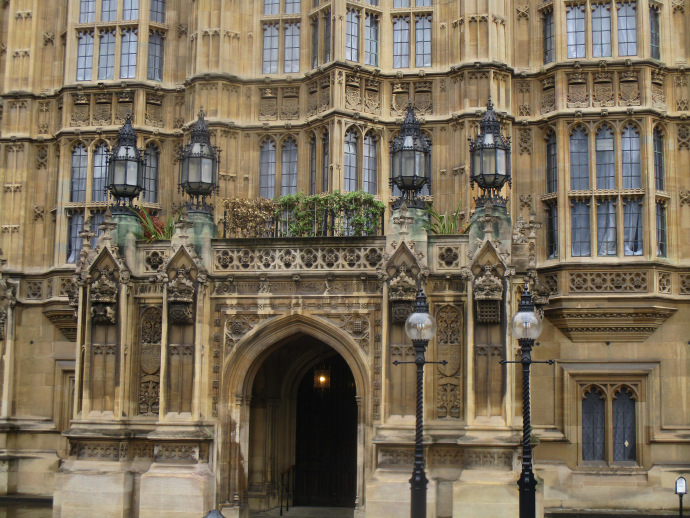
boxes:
[469,98,511,207]
[178,109,220,212]
[389,104,431,210]
[107,114,144,207]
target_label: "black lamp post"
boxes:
[390,104,432,210]
[107,114,144,212]
[393,290,439,518]
[677,476,687,518]
[178,109,220,213]
[501,287,553,518]
[468,98,511,207]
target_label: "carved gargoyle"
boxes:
[473,265,503,301]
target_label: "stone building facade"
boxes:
[0,0,689,516]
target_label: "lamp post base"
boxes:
[410,467,428,518]
[517,469,537,518]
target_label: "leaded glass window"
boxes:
[98,30,115,80]
[596,126,615,190]
[582,388,605,461]
[394,0,410,6]
[416,0,432,5]
[90,212,105,249]
[322,131,330,192]
[365,14,379,67]
[67,213,85,263]
[612,389,636,462]
[285,0,300,14]
[623,200,643,256]
[101,0,116,21]
[393,17,410,68]
[311,18,319,69]
[656,202,667,257]
[571,202,591,257]
[650,7,660,59]
[260,140,276,199]
[309,138,317,195]
[415,15,432,67]
[546,204,558,259]
[592,4,612,57]
[71,145,88,203]
[621,125,640,189]
[77,32,94,82]
[143,145,159,203]
[92,144,108,202]
[346,10,359,62]
[566,5,586,58]
[654,128,664,190]
[546,132,557,193]
[262,24,279,74]
[147,32,164,81]
[150,0,166,23]
[543,11,554,64]
[281,138,298,195]
[324,12,331,62]
[618,2,637,56]
[597,200,617,256]
[264,0,279,15]
[120,29,138,79]
[570,128,589,190]
[344,130,358,192]
[284,23,300,73]
[80,0,96,23]
[363,133,377,195]
[123,0,139,20]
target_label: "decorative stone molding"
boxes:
[473,265,503,300]
[568,271,647,293]
[545,304,677,342]
[377,448,414,467]
[167,267,195,324]
[464,449,513,469]
[89,267,118,324]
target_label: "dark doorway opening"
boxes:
[294,353,357,507]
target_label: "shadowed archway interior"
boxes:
[246,334,358,512]
[294,352,357,507]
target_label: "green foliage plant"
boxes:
[424,199,469,235]
[132,206,177,242]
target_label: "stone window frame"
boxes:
[559,361,656,470]
[390,2,433,70]
[343,125,382,195]
[147,29,165,81]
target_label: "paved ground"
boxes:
[250,507,355,518]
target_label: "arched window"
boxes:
[546,132,557,193]
[143,145,159,203]
[582,388,605,461]
[71,145,88,203]
[259,139,276,199]
[322,131,330,192]
[570,128,589,190]
[344,130,358,192]
[653,128,664,191]
[309,137,317,195]
[67,213,84,263]
[595,126,614,190]
[612,389,636,461]
[281,138,298,195]
[363,133,377,195]
[92,144,108,202]
[621,125,641,189]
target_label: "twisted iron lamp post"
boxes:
[501,287,553,518]
[393,290,446,518]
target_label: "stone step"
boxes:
[251,507,355,518]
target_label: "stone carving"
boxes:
[214,245,384,272]
[593,78,615,107]
[388,266,418,302]
[225,314,273,349]
[519,128,532,155]
[437,383,461,419]
[438,246,459,268]
[345,85,361,111]
[567,74,589,108]
[154,443,200,463]
[391,83,410,115]
[145,103,163,127]
[517,5,529,19]
[36,145,48,169]
[473,265,503,300]
[364,79,381,114]
[167,268,195,324]
[71,104,90,126]
[92,103,111,125]
[652,83,665,108]
[73,441,120,460]
[378,448,414,466]
[26,280,42,299]
[680,273,690,294]
[678,124,690,150]
[568,271,647,293]
[658,272,671,294]
[89,267,118,324]
[139,307,162,416]
[676,75,688,111]
[540,79,555,114]
[464,449,513,469]
[145,250,165,271]
[619,71,641,106]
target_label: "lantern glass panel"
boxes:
[126,160,137,187]
[415,150,426,181]
[402,149,415,181]
[482,148,496,184]
[496,148,506,177]
[114,160,126,187]
[472,150,480,180]
[483,132,495,146]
